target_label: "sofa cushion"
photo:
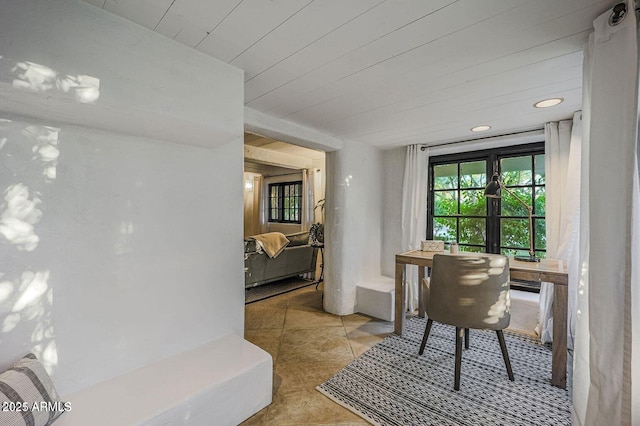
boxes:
[245,231,310,253]
[286,231,310,247]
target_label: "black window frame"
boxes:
[268,181,303,224]
[427,142,546,290]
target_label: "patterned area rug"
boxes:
[317,316,571,426]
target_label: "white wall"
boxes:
[0,0,244,396]
[0,0,242,150]
[381,147,406,277]
[324,140,383,315]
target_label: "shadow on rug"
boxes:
[317,316,571,426]
[245,277,317,304]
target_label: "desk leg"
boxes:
[551,284,568,389]
[394,262,405,335]
[418,266,426,317]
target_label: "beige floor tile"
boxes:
[343,321,394,334]
[341,312,391,328]
[245,329,282,363]
[245,304,287,330]
[248,291,290,308]
[240,406,269,425]
[284,306,344,329]
[286,287,325,310]
[241,285,388,426]
[344,324,393,357]
[274,361,348,393]
[278,327,354,364]
[265,388,363,426]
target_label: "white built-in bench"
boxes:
[355,276,395,321]
[56,334,272,426]
[508,289,541,334]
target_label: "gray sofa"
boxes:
[244,231,318,288]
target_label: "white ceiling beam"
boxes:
[245,107,344,152]
[244,144,313,170]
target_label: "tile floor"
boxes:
[241,283,388,425]
[240,283,538,425]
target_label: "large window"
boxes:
[428,143,546,261]
[269,181,302,223]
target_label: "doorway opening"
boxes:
[243,132,326,302]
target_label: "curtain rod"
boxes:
[419,128,544,151]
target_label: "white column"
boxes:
[323,141,383,315]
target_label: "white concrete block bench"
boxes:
[508,289,541,334]
[355,276,395,321]
[56,334,272,426]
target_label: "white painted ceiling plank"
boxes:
[79,0,616,149]
[258,20,590,125]
[196,0,313,63]
[287,50,583,130]
[328,71,582,140]
[368,96,582,148]
[154,0,242,48]
[341,85,582,147]
[316,65,580,136]
[244,0,528,110]
[102,0,174,31]
[336,78,582,143]
[245,0,606,123]
[269,32,586,127]
[269,28,588,125]
[83,0,104,7]
[243,0,457,101]
[327,72,582,140]
[230,0,386,80]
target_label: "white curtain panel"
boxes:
[401,145,428,312]
[313,168,323,224]
[259,175,269,234]
[573,2,640,424]
[539,115,582,347]
[302,168,315,230]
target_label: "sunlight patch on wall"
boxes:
[0,118,60,373]
[24,125,60,182]
[12,270,49,313]
[0,183,42,251]
[1,271,50,331]
[0,280,14,303]
[11,60,100,104]
[0,270,58,371]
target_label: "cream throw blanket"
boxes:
[251,232,290,258]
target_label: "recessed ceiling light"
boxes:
[471,125,491,132]
[534,98,564,108]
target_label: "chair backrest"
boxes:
[426,254,511,330]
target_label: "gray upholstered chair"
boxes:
[419,253,514,390]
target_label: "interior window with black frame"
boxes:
[269,181,303,224]
[427,143,545,291]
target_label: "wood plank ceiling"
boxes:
[83,0,616,149]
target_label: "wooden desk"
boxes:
[394,249,568,388]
